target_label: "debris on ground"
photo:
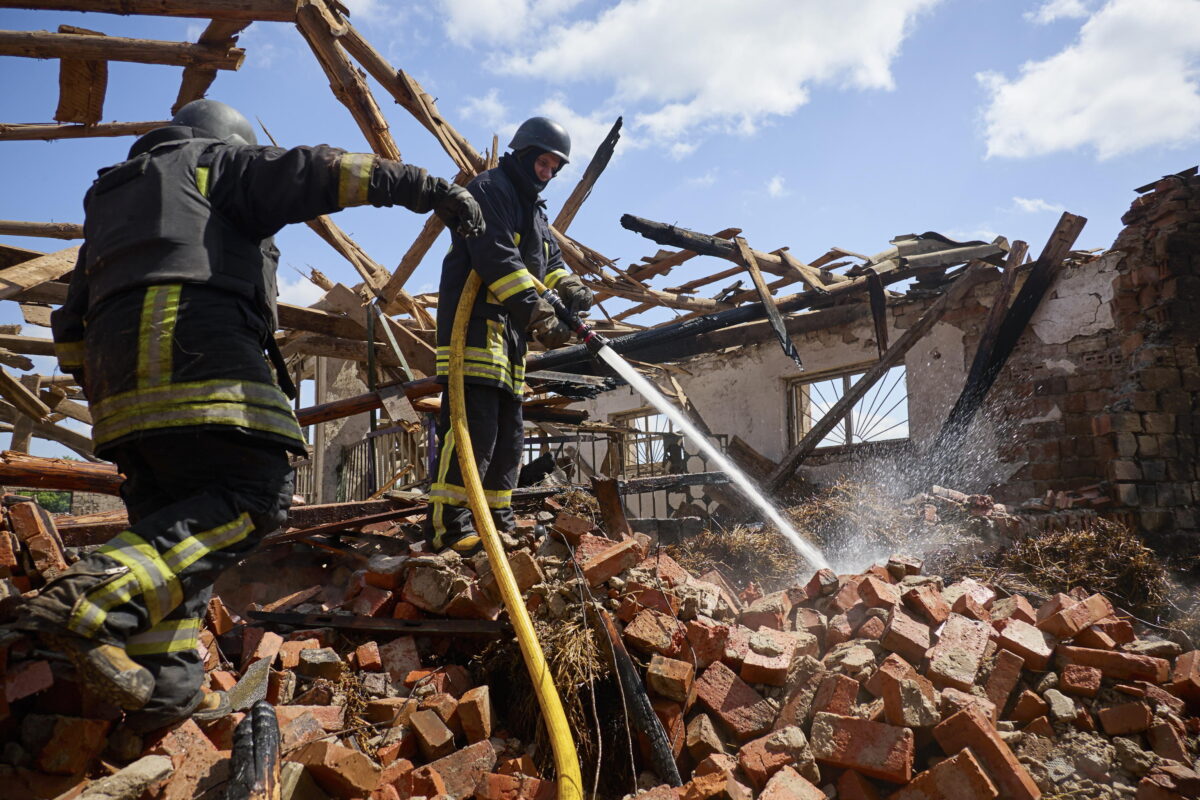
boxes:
[0,487,1198,800]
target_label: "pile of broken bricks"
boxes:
[0,493,1198,800]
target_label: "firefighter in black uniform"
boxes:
[19,99,484,731]
[426,117,593,553]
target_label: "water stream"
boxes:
[597,346,831,572]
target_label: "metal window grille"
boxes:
[787,364,909,449]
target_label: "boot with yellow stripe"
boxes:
[433,530,483,556]
[38,627,155,711]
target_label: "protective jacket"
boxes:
[52,128,441,458]
[435,154,569,397]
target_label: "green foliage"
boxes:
[31,490,71,514]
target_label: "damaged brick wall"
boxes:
[1094,172,1200,553]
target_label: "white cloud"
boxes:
[460,89,510,131]
[456,0,940,153]
[1024,0,1094,24]
[687,169,718,188]
[440,0,584,46]
[534,96,628,173]
[342,0,382,20]
[1013,196,1065,213]
[980,0,1200,160]
[766,175,790,198]
[278,272,326,307]
[947,227,1001,243]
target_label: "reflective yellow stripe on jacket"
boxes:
[337,154,375,207]
[126,618,201,656]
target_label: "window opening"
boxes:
[787,364,909,448]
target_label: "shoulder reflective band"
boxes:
[196,166,211,198]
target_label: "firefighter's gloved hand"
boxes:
[432,181,485,238]
[555,274,594,314]
[530,297,573,349]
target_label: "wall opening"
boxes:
[786,363,910,449]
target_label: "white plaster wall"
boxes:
[1029,252,1120,345]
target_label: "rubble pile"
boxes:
[0,491,1198,800]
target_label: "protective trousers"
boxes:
[25,431,293,723]
[427,385,523,547]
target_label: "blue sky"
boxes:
[1,0,1199,455]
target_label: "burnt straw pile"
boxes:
[0,489,1198,800]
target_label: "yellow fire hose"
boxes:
[448,271,583,799]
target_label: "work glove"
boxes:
[431,180,485,238]
[554,273,594,314]
[529,296,573,349]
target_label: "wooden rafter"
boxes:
[0,28,245,69]
[173,18,251,114]
[0,120,165,141]
[0,1,296,21]
[54,25,106,124]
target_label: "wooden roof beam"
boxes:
[0,28,244,69]
[0,120,165,141]
[0,1,296,22]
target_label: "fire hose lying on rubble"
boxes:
[448,269,831,795]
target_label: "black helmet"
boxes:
[171,99,257,146]
[508,116,570,164]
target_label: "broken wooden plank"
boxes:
[929,215,1085,462]
[41,385,91,425]
[172,17,251,114]
[0,367,49,421]
[319,283,433,377]
[0,220,82,239]
[8,375,40,452]
[0,404,93,459]
[0,1,296,20]
[0,120,165,141]
[0,245,78,301]
[626,227,742,284]
[622,215,811,279]
[54,24,106,124]
[590,606,682,787]
[295,376,440,427]
[778,249,830,294]
[553,116,622,233]
[734,236,802,368]
[294,0,400,161]
[767,260,994,492]
[591,476,632,540]
[0,28,245,68]
[338,24,484,174]
[0,333,54,356]
[20,304,51,328]
[964,240,1028,392]
[866,268,889,357]
[248,610,508,637]
[0,350,34,372]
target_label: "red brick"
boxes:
[988,595,1036,625]
[758,766,824,800]
[811,711,913,783]
[1037,593,1114,639]
[419,692,461,736]
[1171,650,1200,702]
[350,585,395,617]
[984,649,1025,710]
[33,716,110,775]
[410,708,455,761]
[694,661,776,741]
[1035,593,1076,623]
[1023,716,1054,738]
[831,576,867,612]
[1136,764,1200,800]
[355,641,383,672]
[401,564,455,613]
[994,619,1056,670]
[647,654,694,702]
[940,687,997,723]
[1147,719,1190,762]
[925,614,991,691]
[242,628,284,671]
[445,580,503,621]
[1091,617,1135,645]
[1060,664,1102,698]
[1074,625,1117,650]
[951,592,990,622]
[9,502,67,579]
[619,581,681,620]
[932,708,1040,800]
[279,711,326,751]
[741,591,792,631]
[551,512,593,545]
[275,704,345,732]
[146,717,219,761]
[378,636,421,681]
[678,770,753,800]
[474,772,555,800]
[812,672,860,716]
[4,659,53,702]
[686,713,725,762]
[804,568,839,598]
[1099,701,1153,735]
[902,585,951,625]
[206,595,236,635]
[1058,645,1170,683]
[888,748,999,800]
[199,711,245,750]
[625,608,687,657]
[857,616,886,640]
[278,638,319,670]
[686,617,730,669]
[1008,691,1049,723]
[580,538,643,587]
[881,606,931,663]
[392,601,424,620]
[865,653,917,698]
[859,576,901,609]
[459,684,493,743]
[878,667,939,729]
[412,740,496,800]
[363,697,418,726]
[293,740,382,798]
[741,628,799,686]
[837,770,882,800]
[826,614,853,648]
[693,752,738,777]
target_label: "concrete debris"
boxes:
[0,490,1197,800]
